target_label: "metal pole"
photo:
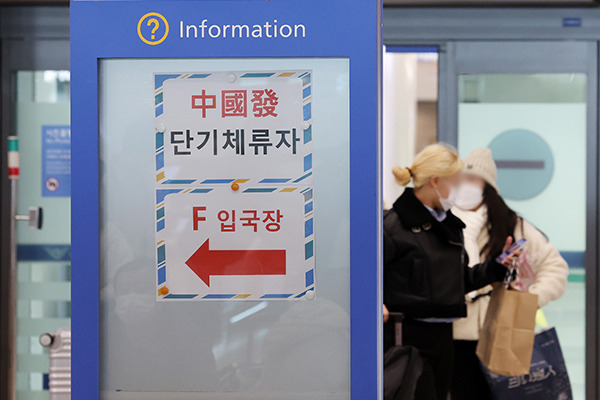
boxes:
[8,136,19,400]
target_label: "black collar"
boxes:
[392,188,465,240]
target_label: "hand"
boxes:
[383,304,389,323]
[500,237,521,268]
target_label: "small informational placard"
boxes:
[42,125,71,197]
[154,70,314,300]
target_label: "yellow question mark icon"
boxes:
[147,18,159,40]
[137,12,169,45]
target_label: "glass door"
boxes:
[14,69,71,400]
[445,41,597,400]
[0,7,70,399]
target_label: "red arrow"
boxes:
[185,239,286,287]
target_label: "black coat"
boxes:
[384,188,506,319]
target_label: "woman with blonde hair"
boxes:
[383,143,515,400]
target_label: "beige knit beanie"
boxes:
[462,148,499,192]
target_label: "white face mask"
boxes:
[435,180,458,212]
[455,182,484,211]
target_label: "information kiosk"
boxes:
[71,1,382,398]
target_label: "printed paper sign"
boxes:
[154,70,314,301]
[155,188,315,300]
[155,71,313,185]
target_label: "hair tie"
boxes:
[407,167,414,177]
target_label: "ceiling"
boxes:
[384,0,598,6]
[0,0,598,6]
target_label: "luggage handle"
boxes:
[389,312,404,346]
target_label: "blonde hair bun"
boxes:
[393,143,462,188]
[392,166,412,186]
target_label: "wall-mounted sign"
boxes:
[154,70,314,300]
[489,129,555,201]
[42,125,71,197]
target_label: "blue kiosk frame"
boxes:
[71,0,382,398]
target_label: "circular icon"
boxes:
[488,129,554,201]
[137,12,169,45]
[46,177,59,192]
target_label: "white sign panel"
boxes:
[154,70,314,300]
[155,188,314,300]
[155,70,312,185]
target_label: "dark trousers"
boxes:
[402,318,454,400]
[451,340,493,400]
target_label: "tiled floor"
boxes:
[543,272,585,400]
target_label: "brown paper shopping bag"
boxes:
[476,282,538,376]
